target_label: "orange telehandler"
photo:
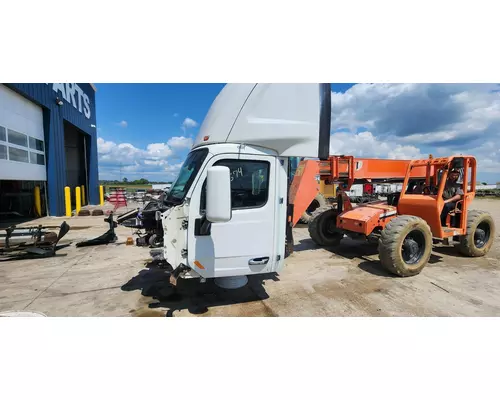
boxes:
[288,154,495,277]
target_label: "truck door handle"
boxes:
[249,257,269,266]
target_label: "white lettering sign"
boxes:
[46,83,91,119]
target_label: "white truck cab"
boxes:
[157,83,331,288]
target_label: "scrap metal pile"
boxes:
[0,222,70,261]
[0,194,169,262]
[1,213,121,261]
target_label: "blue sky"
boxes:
[95,83,355,150]
[95,83,226,147]
[95,83,500,183]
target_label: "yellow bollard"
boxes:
[34,185,42,217]
[81,185,86,206]
[65,186,72,217]
[75,186,81,215]
[99,185,104,206]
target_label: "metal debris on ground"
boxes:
[75,213,118,247]
[430,281,450,293]
[0,221,71,261]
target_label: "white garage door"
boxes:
[0,84,46,181]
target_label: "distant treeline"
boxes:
[99,178,172,185]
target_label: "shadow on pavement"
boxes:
[357,253,443,278]
[431,245,466,257]
[121,262,279,317]
[295,237,444,277]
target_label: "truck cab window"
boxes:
[165,148,208,204]
[200,159,270,211]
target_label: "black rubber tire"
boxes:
[378,215,433,277]
[148,233,163,247]
[458,210,495,257]
[78,209,91,216]
[308,208,344,247]
[300,193,327,224]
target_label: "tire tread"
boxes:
[378,215,432,277]
[458,210,495,257]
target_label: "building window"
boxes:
[30,152,45,165]
[9,147,29,163]
[0,126,6,142]
[29,137,44,152]
[7,129,28,147]
[0,144,6,159]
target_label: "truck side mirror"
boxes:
[206,166,232,223]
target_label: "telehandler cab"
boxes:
[289,154,495,277]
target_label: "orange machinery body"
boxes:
[290,155,477,240]
[336,200,398,235]
[289,155,427,227]
[396,156,476,238]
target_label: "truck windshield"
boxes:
[165,148,209,204]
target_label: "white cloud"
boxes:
[182,117,198,130]
[330,83,500,182]
[167,136,193,149]
[146,143,173,158]
[97,137,115,154]
[97,136,192,180]
[117,120,128,128]
[330,131,425,160]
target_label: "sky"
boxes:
[95,83,500,184]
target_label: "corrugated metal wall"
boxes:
[2,83,99,216]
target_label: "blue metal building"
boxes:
[0,83,99,218]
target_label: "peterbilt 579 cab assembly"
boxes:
[155,83,495,289]
[156,83,332,288]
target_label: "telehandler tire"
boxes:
[308,208,344,247]
[378,215,433,277]
[458,210,495,257]
[300,193,327,224]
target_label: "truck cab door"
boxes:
[186,153,280,278]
